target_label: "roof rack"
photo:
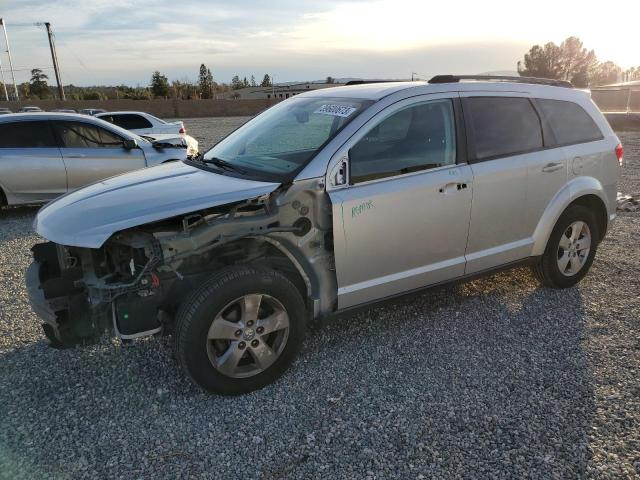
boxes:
[428,75,573,88]
[345,80,406,86]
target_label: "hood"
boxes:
[35,162,280,248]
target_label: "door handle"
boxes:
[66,154,87,158]
[439,182,469,194]
[542,162,564,173]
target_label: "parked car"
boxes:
[50,108,77,113]
[0,108,12,115]
[0,112,190,205]
[96,111,198,156]
[18,106,43,112]
[78,108,107,116]
[27,76,621,395]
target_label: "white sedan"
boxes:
[96,111,198,156]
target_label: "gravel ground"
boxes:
[0,122,638,479]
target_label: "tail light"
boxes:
[615,143,624,167]
[179,127,186,134]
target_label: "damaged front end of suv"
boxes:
[26,94,371,393]
[27,168,337,348]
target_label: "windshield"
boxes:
[200,96,371,181]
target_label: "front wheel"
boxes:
[532,205,599,289]
[174,266,306,395]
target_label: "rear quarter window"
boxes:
[465,97,543,161]
[109,114,153,130]
[536,99,603,146]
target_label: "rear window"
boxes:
[466,97,543,160]
[537,99,603,146]
[103,114,152,130]
[0,121,57,148]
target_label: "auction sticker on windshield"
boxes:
[314,104,357,117]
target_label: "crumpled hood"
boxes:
[35,162,280,248]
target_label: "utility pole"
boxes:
[0,53,8,101]
[0,18,19,100]
[45,22,65,100]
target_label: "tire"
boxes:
[174,266,307,395]
[532,205,599,289]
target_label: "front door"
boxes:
[328,95,473,309]
[52,120,146,190]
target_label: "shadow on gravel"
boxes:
[0,269,596,478]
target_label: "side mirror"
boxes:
[123,138,138,150]
[330,155,349,187]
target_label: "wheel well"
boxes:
[568,194,608,242]
[0,186,6,207]
[212,238,309,306]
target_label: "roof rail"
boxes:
[345,79,407,86]
[428,75,573,88]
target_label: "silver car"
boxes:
[0,113,190,206]
[26,76,621,395]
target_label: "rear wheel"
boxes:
[174,266,306,395]
[532,205,599,289]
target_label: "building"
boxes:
[228,82,345,100]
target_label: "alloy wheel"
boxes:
[206,294,290,378]
[557,220,591,277]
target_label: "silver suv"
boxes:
[26,76,622,395]
[0,113,189,206]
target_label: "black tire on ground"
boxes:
[174,266,307,395]
[532,204,599,289]
[41,324,68,349]
[0,187,6,208]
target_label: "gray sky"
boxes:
[1,0,637,86]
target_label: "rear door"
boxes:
[535,97,606,187]
[461,94,547,273]
[328,94,473,308]
[0,120,67,203]
[53,120,146,190]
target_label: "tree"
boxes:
[250,75,256,87]
[558,37,598,87]
[198,64,215,99]
[623,67,640,82]
[150,71,170,98]
[592,61,622,86]
[260,74,272,87]
[326,76,335,84]
[242,76,249,87]
[518,37,599,87]
[29,68,49,99]
[517,42,563,80]
[82,91,103,100]
[231,75,243,90]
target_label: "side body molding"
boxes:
[531,176,611,256]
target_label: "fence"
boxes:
[591,88,640,113]
[0,98,281,118]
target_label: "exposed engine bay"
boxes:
[27,178,337,346]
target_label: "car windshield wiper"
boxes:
[201,157,248,174]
